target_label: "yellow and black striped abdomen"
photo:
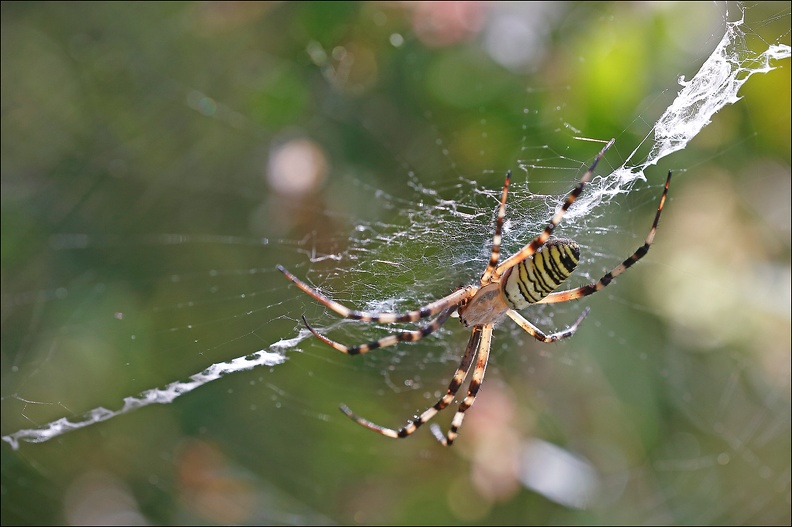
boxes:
[502,238,580,310]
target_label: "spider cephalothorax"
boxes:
[279,139,672,446]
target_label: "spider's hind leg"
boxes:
[537,170,672,305]
[493,138,615,279]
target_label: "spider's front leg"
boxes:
[430,324,493,447]
[277,264,475,323]
[340,325,483,441]
[301,306,457,355]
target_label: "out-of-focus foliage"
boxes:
[2,2,789,525]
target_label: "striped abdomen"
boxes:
[501,238,580,310]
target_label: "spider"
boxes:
[278,138,672,446]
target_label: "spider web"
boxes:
[2,2,790,525]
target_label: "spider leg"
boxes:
[480,170,511,285]
[537,171,672,305]
[493,138,615,279]
[506,307,590,342]
[302,306,457,355]
[277,265,475,323]
[431,324,493,446]
[340,326,482,438]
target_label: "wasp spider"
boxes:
[278,139,672,446]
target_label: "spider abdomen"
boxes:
[501,238,580,310]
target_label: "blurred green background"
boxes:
[2,2,790,525]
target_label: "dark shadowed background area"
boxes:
[2,2,790,525]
